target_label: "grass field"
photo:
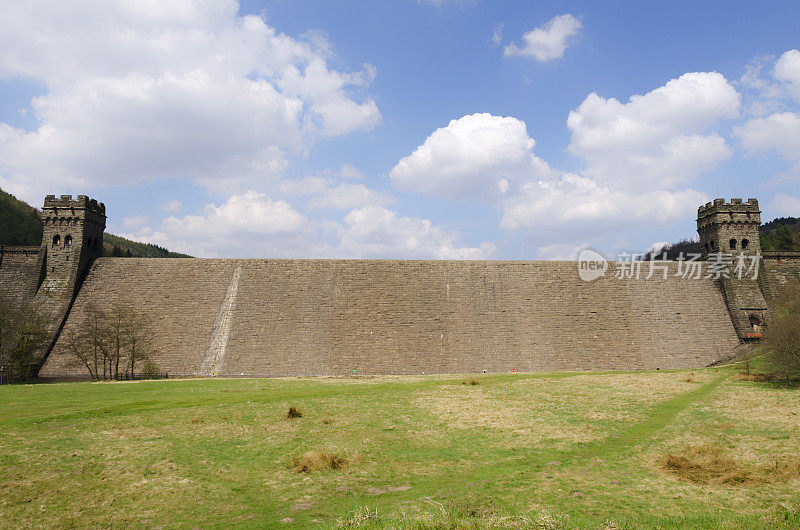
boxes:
[0,365,798,528]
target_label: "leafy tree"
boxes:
[763,280,800,384]
[761,224,798,251]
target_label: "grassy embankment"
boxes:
[0,365,798,528]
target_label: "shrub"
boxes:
[139,359,162,379]
[293,449,348,473]
[286,406,303,419]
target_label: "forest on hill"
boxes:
[0,189,191,258]
[645,216,800,259]
[760,217,800,251]
[0,188,42,246]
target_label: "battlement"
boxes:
[697,198,761,233]
[698,198,759,216]
[43,194,106,216]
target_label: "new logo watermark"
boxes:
[578,249,608,282]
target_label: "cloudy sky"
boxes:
[0,0,798,259]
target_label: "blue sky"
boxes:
[0,0,798,258]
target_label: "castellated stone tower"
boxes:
[697,198,766,341]
[697,198,761,256]
[39,194,106,299]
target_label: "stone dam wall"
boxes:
[761,252,800,303]
[0,246,41,304]
[40,258,743,378]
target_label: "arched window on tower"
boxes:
[64,235,72,247]
[742,239,750,250]
[729,239,736,250]
[52,234,61,247]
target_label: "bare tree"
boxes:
[763,280,800,384]
[62,328,99,381]
[106,304,127,379]
[62,303,109,381]
[63,303,155,380]
[124,310,152,379]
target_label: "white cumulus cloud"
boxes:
[388,109,707,241]
[151,191,311,257]
[500,174,705,232]
[567,72,740,189]
[774,49,800,102]
[121,190,485,259]
[163,200,183,212]
[504,14,582,62]
[340,206,495,259]
[0,0,380,203]
[735,111,800,160]
[389,113,552,201]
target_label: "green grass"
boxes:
[1,366,798,528]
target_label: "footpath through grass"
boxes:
[0,366,798,528]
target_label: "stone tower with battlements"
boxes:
[697,198,767,341]
[697,198,761,256]
[39,194,106,300]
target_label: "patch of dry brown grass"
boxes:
[766,454,800,480]
[292,449,349,473]
[660,443,756,485]
[660,442,800,486]
[734,372,776,382]
[462,378,480,386]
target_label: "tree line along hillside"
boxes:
[0,189,191,258]
[0,188,42,246]
[644,218,799,260]
[101,233,192,258]
[760,217,800,251]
